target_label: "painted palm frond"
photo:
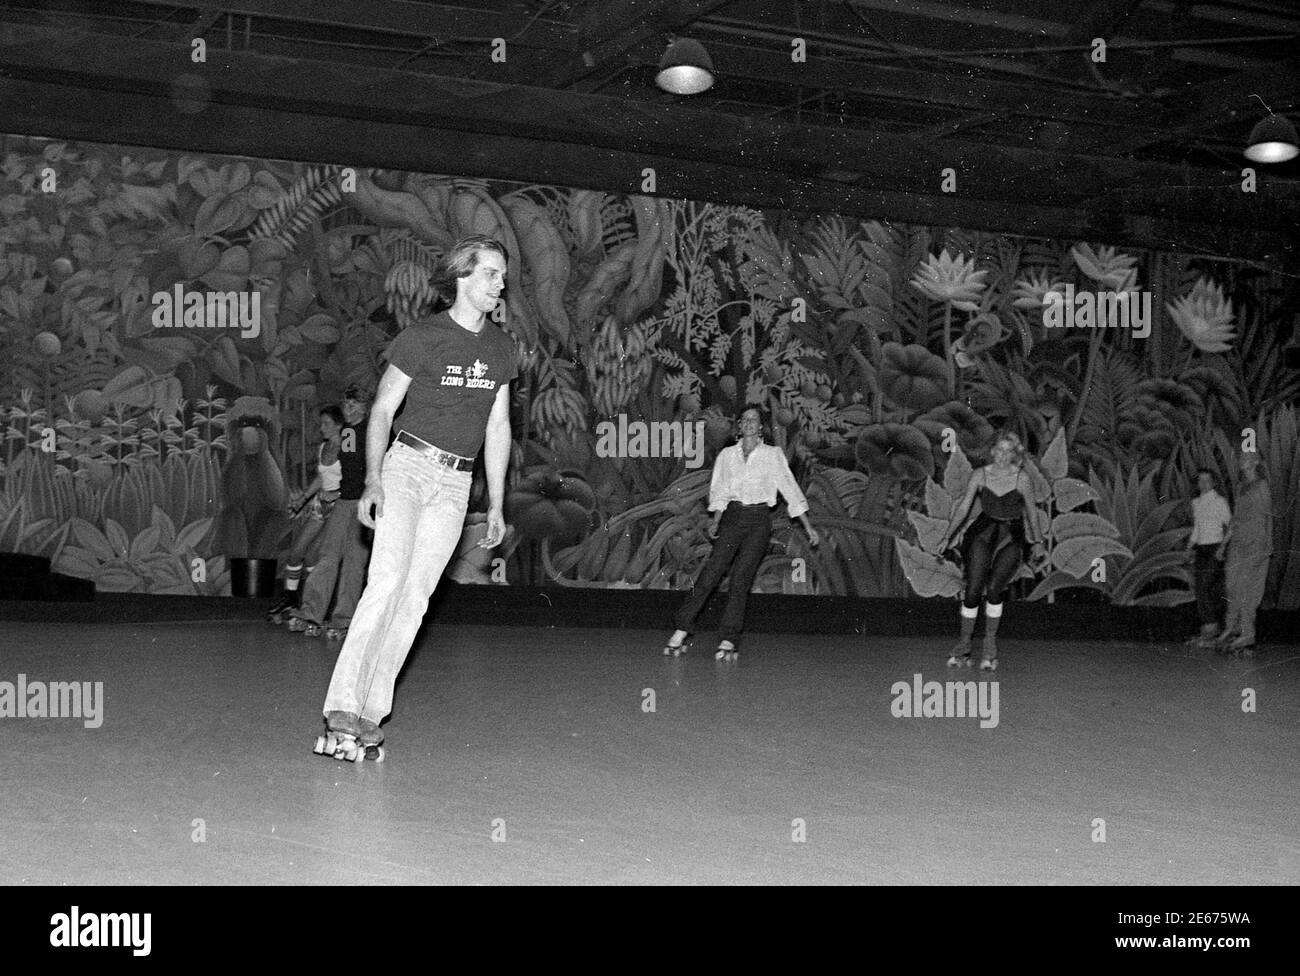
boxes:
[249,164,346,251]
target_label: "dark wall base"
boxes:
[0,583,1295,644]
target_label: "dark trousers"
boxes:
[961,515,1024,609]
[1193,544,1225,627]
[674,503,772,643]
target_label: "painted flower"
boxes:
[1070,243,1138,290]
[1166,278,1235,353]
[878,342,949,412]
[909,249,988,311]
[854,423,934,481]
[504,471,597,544]
[953,312,1004,366]
[915,401,996,457]
[1010,269,1068,309]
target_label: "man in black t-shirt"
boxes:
[315,235,516,762]
[290,385,374,637]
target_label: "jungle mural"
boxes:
[1,133,1298,607]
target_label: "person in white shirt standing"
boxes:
[1186,467,1232,648]
[662,407,819,661]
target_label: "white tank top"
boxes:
[318,443,342,493]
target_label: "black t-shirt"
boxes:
[338,422,367,500]
[384,311,517,458]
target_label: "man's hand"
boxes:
[806,526,820,548]
[708,515,722,540]
[358,481,384,529]
[1215,543,1227,561]
[479,507,506,549]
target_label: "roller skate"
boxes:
[947,638,973,668]
[303,622,323,638]
[980,637,998,671]
[714,642,739,663]
[266,594,296,624]
[1226,635,1256,659]
[1185,624,1220,650]
[287,616,309,633]
[313,711,364,763]
[324,624,348,641]
[357,718,385,763]
[662,630,690,657]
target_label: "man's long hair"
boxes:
[431,235,507,310]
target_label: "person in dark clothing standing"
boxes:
[1218,451,1272,655]
[1185,467,1232,648]
[938,431,1045,671]
[662,407,819,662]
[289,385,374,639]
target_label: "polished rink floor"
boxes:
[2,620,1297,885]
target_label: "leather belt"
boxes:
[396,430,474,471]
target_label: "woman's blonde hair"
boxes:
[991,430,1025,466]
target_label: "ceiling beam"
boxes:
[3,74,1287,263]
[1070,55,1300,155]
[124,0,576,49]
[1,20,1290,222]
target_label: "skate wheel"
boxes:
[366,745,385,763]
[313,735,328,755]
[715,650,726,660]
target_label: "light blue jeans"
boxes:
[323,440,471,725]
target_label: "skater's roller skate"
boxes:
[947,638,973,668]
[313,711,365,763]
[266,593,296,624]
[302,621,323,638]
[324,624,348,641]
[287,615,309,633]
[662,631,690,657]
[357,718,385,763]
[1185,624,1220,650]
[980,637,998,671]
[714,642,739,663]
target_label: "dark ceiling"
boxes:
[0,0,1297,261]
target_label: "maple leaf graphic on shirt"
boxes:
[467,359,489,380]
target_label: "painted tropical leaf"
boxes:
[54,546,101,581]
[942,447,973,500]
[1112,550,1192,604]
[906,510,949,552]
[1040,427,1068,480]
[1051,512,1120,542]
[1053,477,1097,512]
[924,477,953,521]
[894,539,963,598]
[1051,536,1132,578]
[1027,572,1109,602]
[1129,589,1196,608]
[96,564,141,592]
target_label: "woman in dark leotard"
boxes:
[938,431,1045,670]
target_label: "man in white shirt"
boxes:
[662,407,819,661]
[1186,468,1231,647]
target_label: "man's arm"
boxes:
[479,382,511,548]
[356,365,411,528]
